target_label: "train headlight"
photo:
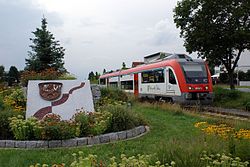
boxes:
[188,86,193,90]
[205,86,209,90]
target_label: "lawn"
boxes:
[0,103,249,167]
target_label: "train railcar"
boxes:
[99,53,213,104]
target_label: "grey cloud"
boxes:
[79,18,103,27]
[81,41,93,45]
[143,19,180,46]
[0,0,63,70]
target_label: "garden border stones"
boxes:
[0,126,148,149]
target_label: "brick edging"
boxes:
[0,126,149,149]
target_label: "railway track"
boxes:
[183,105,250,121]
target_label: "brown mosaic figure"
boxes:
[39,82,63,101]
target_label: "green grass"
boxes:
[0,103,249,167]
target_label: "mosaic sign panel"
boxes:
[26,80,94,120]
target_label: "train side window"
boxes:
[169,69,177,84]
[141,72,148,83]
[155,69,164,83]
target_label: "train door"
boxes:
[166,68,178,95]
[134,73,139,96]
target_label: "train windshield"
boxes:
[182,64,208,84]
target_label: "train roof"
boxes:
[100,54,205,79]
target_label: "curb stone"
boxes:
[0,126,148,149]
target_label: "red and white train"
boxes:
[99,53,213,104]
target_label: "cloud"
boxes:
[143,19,181,46]
[0,0,63,70]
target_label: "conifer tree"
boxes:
[25,17,66,72]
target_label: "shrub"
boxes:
[0,110,19,139]
[88,111,112,136]
[21,68,61,86]
[73,111,89,137]
[214,87,241,102]
[40,114,76,140]
[9,115,40,140]
[200,151,249,167]
[73,110,112,137]
[96,88,128,107]
[0,95,4,110]
[3,88,26,112]
[103,105,146,132]
[31,152,176,167]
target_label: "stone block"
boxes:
[131,128,138,137]
[138,126,146,134]
[117,131,127,140]
[0,140,6,148]
[62,139,77,147]
[26,141,37,148]
[88,136,100,145]
[36,141,48,148]
[77,137,87,146]
[109,133,118,142]
[135,126,142,135]
[49,140,62,148]
[126,130,133,139]
[5,140,15,148]
[15,141,26,148]
[99,134,110,143]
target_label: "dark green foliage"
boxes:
[219,73,237,84]
[7,66,19,86]
[74,112,89,137]
[104,105,146,132]
[0,65,5,83]
[214,87,241,102]
[88,71,100,84]
[0,110,19,139]
[41,121,76,140]
[101,87,128,103]
[174,0,250,89]
[25,17,66,72]
[122,62,127,69]
[238,70,250,81]
[40,114,76,140]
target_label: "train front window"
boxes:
[182,64,208,84]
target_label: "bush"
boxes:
[31,152,176,167]
[73,111,89,137]
[3,88,26,112]
[200,151,249,167]
[214,87,241,102]
[103,105,146,132]
[73,110,112,137]
[21,68,61,86]
[96,88,128,107]
[0,110,19,139]
[9,115,40,140]
[40,114,76,140]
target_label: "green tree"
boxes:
[7,66,19,86]
[25,17,66,72]
[122,62,127,69]
[95,72,100,80]
[0,65,5,83]
[103,69,106,74]
[174,0,250,89]
[88,71,95,81]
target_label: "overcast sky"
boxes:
[0,0,249,79]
